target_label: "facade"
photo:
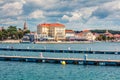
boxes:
[75,30,96,41]
[104,30,113,38]
[37,23,65,40]
[22,32,37,42]
[113,34,120,41]
[0,27,2,31]
[65,30,75,41]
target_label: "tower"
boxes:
[23,21,28,31]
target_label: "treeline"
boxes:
[0,26,30,40]
[74,30,120,34]
[90,30,120,34]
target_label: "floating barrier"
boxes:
[0,48,119,55]
[0,55,120,66]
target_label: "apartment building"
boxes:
[75,30,96,41]
[37,23,65,40]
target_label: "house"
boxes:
[104,30,113,38]
[75,30,96,41]
[65,30,75,41]
[113,34,120,41]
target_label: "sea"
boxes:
[0,42,120,80]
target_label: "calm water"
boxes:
[0,42,120,80]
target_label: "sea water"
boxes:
[0,42,120,80]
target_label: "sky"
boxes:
[0,0,120,31]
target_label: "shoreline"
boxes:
[0,40,119,44]
[0,40,93,44]
[0,40,20,43]
[34,41,93,44]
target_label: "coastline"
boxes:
[34,41,93,44]
[0,40,20,43]
[0,40,93,44]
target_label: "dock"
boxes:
[0,55,120,66]
[0,48,119,54]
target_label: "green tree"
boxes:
[23,30,30,35]
[0,26,30,40]
[0,31,2,40]
[2,29,9,40]
[7,26,18,39]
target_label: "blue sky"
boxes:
[0,0,120,31]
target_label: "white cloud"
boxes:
[29,10,45,19]
[102,0,120,10]
[21,0,26,4]
[1,2,23,16]
[0,0,120,31]
[26,0,59,10]
[0,0,4,4]
[62,15,69,21]
[62,6,97,22]
[62,11,82,22]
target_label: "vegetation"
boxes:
[90,30,120,34]
[0,26,30,40]
[96,34,114,41]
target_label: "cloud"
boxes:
[62,12,82,22]
[0,0,120,31]
[0,2,23,17]
[91,0,120,19]
[29,10,45,19]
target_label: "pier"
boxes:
[0,55,120,66]
[0,48,120,54]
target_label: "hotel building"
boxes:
[37,23,65,40]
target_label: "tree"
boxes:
[23,30,30,35]
[0,26,30,40]
[7,26,18,39]
[0,31,2,40]
[1,29,9,40]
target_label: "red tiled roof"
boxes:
[82,30,90,32]
[38,23,65,27]
[65,30,74,33]
[114,34,120,38]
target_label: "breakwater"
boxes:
[0,55,120,66]
[0,48,119,54]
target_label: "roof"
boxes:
[114,34,120,38]
[65,30,74,33]
[38,23,65,27]
[82,30,90,32]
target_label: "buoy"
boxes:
[61,61,66,65]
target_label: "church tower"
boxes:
[23,21,28,31]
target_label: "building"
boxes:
[75,30,96,41]
[113,34,120,41]
[23,21,28,31]
[37,23,65,41]
[22,32,37,42]
[0,27,2,31]
[65,30,75,41]
[104,30,113,38]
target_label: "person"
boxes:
[84,54,88,61]
[40,52,43,58]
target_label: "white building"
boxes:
[65,30,75,41]
[37,23,65,41]
[75,30,96,41]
